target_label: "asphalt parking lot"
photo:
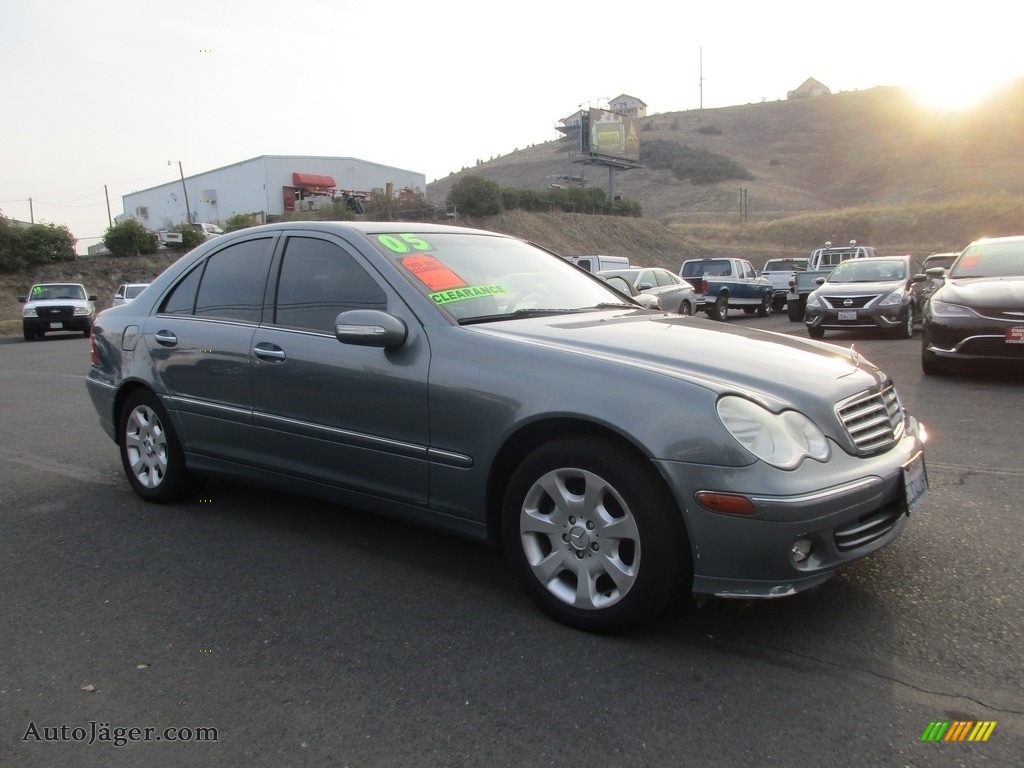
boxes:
[0,314,1021,767]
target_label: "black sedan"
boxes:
[922,235,1024,374]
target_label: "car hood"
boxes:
[25,298,92,308]
[470,311,884,407]
[937,276,1024,307]
[816,279,903,294]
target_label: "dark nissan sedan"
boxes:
[86,222,928,633]
[804,255,931,339]
[922,235,1024,374]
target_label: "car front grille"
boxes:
[821,294,878,309]
[833,497,905,551]
[958,336,1024,359]
[37,305,74,319]
[835,382,905,455]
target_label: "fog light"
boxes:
[791,539,813,562]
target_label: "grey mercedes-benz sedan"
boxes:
[86,222,928,633]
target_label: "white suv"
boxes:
[19,283,97,341]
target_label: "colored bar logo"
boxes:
[921,721,996,742]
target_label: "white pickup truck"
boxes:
[760,257,808,311]
[786,241,877,321]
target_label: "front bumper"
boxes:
[924,316,1024,361]
[805,306,905,331]
[24,315,93,333]
[655,418,926,598]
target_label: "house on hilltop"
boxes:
[788,78,831,99]
[609,94,647,118]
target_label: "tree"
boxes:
[446,175,503,216]
[103,219,157,257]
[0,214,76,271]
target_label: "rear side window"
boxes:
[159,238,273,321]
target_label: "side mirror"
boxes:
[638,282,653,291]
[815,277,826,285]
[911,273,928,283]
[925,267,946,278]
[18,297,26,303]
[334,309,407,349]
[89,295,98,301]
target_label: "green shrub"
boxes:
[697,125,722,135]
[0,215,76,271]
[446,175,503,216]
[172,224,205,250]
[103,219,157,257]
[641,138,754,184]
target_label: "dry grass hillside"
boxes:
[427,79,1024,225]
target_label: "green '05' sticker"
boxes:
[430,285,508,305]
[32,286,44,294]
[377,234,432,253]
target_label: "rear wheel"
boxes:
[502,437,690,634]
[895,308,914,339]
[708,294,729,321]
[757,293,772,317]
[677,301,692,316]
[787,298,805,322]
[119,390,195,502]
[808,326,825,339]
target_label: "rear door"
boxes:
[147,234,276,460]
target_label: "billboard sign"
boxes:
[582,108,640,163]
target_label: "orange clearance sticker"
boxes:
[959,253,980,268]
[402,255,467,291]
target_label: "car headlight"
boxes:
[877,289,905,307]
[73,306,90,316]
[717,396,830,469]
[23,307,37,318]
[930,300,980,318]
[805,292,821,308]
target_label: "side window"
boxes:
[273,237,387,333]
[160,265,203,315]
[193,239,274,323]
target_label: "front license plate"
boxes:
[837,310,857,320]
[903,451,929,515]
[49,322,64,329]
[1006,326,1024,344]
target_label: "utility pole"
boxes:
[104,185,112,227]
[29,197,34,223]
[169,160,192,225]
[699,47,704,110]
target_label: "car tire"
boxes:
[677,301,692,316]
[502,436,690,634]
[808,326,825,339]
[119,389,195,503]
[921,347,948,375]
[82,325,92,338]
[895,309,914,339]
[708,294,729,321]
[772,296,787,312]
[787,298,805,322]
[23,328,35,342]
[757,293,772,317]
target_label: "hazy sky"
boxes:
[2,0,1020,252]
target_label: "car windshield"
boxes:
[949,242,1024,278]
[369,231,635,323]
[681,259,730,277]
[30,284,85,301]
[828,260,905,283]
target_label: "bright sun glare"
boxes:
[907,71,1005,111]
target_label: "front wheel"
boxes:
[502,437,690,634]
[119,390,195,502]
[757,293,772,317]
[808,325,825,339]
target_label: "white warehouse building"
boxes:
[121,154,427,231]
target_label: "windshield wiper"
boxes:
[459,308,579,325]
